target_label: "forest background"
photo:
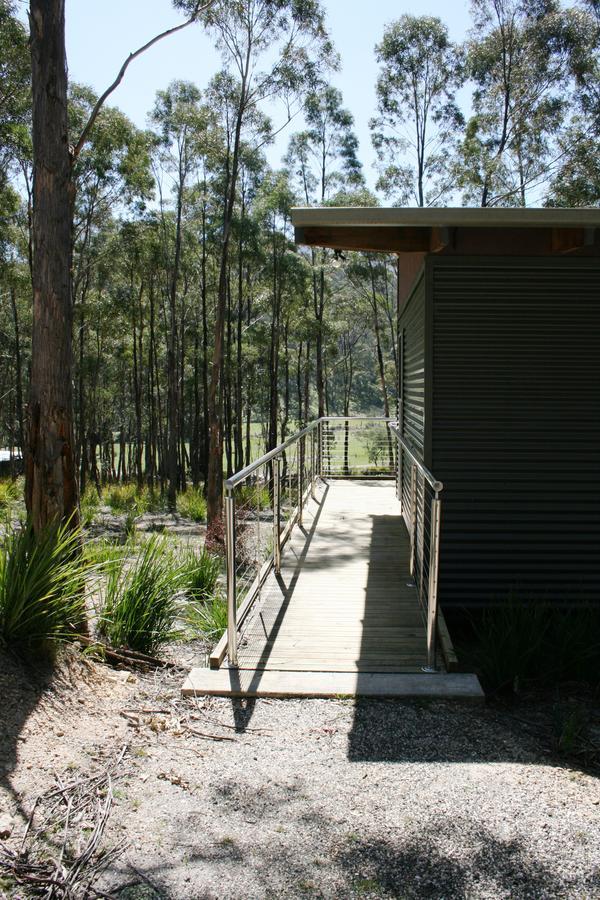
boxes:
[1,0,599,525]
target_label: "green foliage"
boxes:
[0,521,91,658]
[462,599,600,694]
[99,536,184,655]
[237,482,271,510]
[179,547,221,602]
[82,537,129,576]
[176,487,207,522]
[0,478,19,509]
[80,484,100,526]
[103,484,164,516]
[185,593,228,643]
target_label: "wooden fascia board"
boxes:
[294,225,432,253]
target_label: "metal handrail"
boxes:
[226,415,394,489]
[388,420,443,672]
[388,422,443,495]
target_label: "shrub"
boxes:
[99,536,184,655]
[186,593,228,643]
[0,521,92,658]
[176,487,207,522]
[179,548,221,602]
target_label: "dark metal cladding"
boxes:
[429,257,600,607]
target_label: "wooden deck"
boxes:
[232,479,433,673]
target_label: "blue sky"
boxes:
[23,1,474,191]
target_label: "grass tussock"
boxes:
[0,521,92,658]
[237,482,270,511]
[179,548,221,602]
[98,535,184,655]
[103,484,165,516]
[0,478,20,509]
[461,599,600,694]
[185,593,228,643]
[80,484,101,526]
[176,486,207,522]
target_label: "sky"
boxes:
[18,0,474,192]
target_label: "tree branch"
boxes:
[72,1,211,161]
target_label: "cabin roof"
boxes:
[291,206,600,255]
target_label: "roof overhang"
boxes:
[291,207,600,254]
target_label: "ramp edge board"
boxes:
[182,668,484,702]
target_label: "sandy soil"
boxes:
[1,648,599,900]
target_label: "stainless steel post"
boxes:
[409,464,417,577]
[397,440,402,504]
[298,436,304,525]
[225,492,238,666]
[425,495,442,671]
[310,429,316,499]
[318,421,323,477]
[273,457,281,574]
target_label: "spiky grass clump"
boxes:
[0,478,20,509]
[0,522,90,658]
[185,593,228,642]
[179,548,221,602]
[103,483,165,516]
[462,599,600,693]
[99,536,184,655]
[176,487,207,522]
[83,538,129,575]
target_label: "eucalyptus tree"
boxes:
[370,15,463,207]
[286,85,364,419]
[150,80,217,505]
[26,0,206,534]
[546,0,600,205]
[459,0,574,207]
[176,0,334,526]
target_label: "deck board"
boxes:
[236,479,435,673]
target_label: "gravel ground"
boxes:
[1,651,599,900]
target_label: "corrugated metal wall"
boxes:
[399,270,426,533]
[431,258,600,606]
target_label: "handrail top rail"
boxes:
[388,422,443,494]
[225,415,393,490]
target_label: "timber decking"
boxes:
[233,479,433,673]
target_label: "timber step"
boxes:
[182,667,484,701]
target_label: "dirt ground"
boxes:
[1,647,599,900]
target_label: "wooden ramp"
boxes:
[183,480,482,698]
[235,480,429,672]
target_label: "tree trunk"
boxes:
[27,0,79,531]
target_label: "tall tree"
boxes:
[370,15,463,207]
[26,0,205,533]
[286,86,363,418]
[175,0,333,527]
[459,0,574,207]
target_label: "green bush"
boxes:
[99,536,184,655]
[176,487,207,522]
[0,521,92,658]
[179,547,221,602]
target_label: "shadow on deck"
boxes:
[183,480,482,701]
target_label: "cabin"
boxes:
[293,207,600,610]
[183,207,599,701]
